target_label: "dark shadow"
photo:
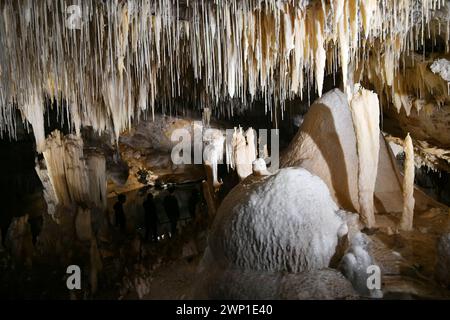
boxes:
[374,195,387,213]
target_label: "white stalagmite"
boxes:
[252,158,271,176]
[349,85,380,228]
[63,137,91,204]
[38,130,107,216]
[400,133,416,231]
[232,127,257,180]
[203,128,226,190]
[42,131,73,206]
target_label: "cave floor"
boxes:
[367,207,450,299]
[120,207,450,300]
[122,255,201,300]
[1,199,450,299]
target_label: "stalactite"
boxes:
[400,133,416,231]
[361,0,377,39]
[19,88,45,152]
[0,0,446,144]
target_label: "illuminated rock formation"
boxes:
[400,133,416,231]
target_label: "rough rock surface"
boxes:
[195,167,353,299]
[196,265,356,300]
[208,167,345,273]
[435,233,450,288]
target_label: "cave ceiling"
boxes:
[0,0,449,169]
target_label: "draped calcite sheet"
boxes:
[349,86,380,228]
[281,89,441,216]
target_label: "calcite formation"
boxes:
[0,0,447,144]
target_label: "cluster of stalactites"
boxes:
[0,0,447,144]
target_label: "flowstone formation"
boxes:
[281,89,440,222]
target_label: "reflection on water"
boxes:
[107,182,204,239]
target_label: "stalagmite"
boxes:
[349,85,380,228]
[252,158,271,176]
[38,130,107,217]
[42,131,74,206]
[203,128,225,190]
[232,127,257,180]
[400,133,416,231]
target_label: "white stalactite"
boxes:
[19,88,45,152]
[361,0,377,39]
[0,0,445,143]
